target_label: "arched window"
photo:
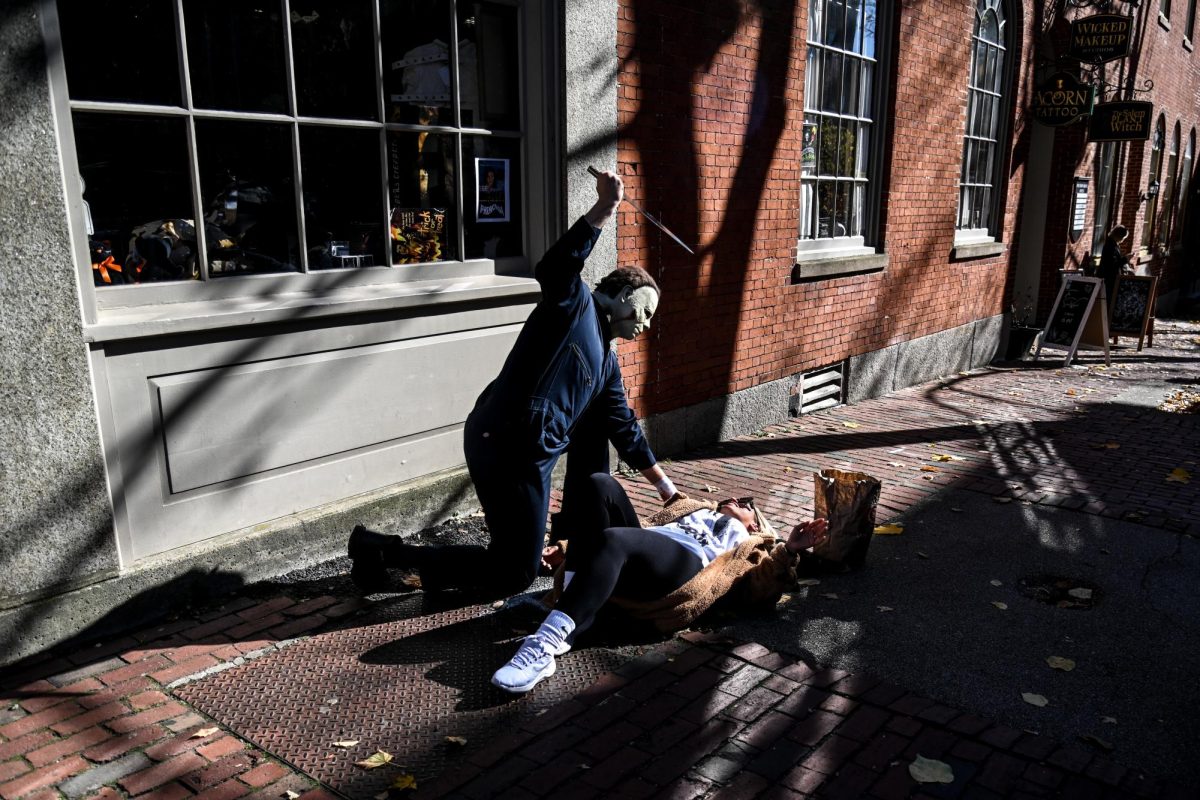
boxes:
[956,0,1012,242]
[799,0,891,257]
[1174,129,1194,246]
[1159,123,1181,246]
[1142,116,1166,249]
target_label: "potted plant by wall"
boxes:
[1004,302,1041,361]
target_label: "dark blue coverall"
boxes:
[416,217,658,594]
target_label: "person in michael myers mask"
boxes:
[349,169,677,596]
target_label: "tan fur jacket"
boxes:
[545,495,804,633]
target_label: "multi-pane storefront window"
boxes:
[957,0,1009,238]
[800,0,880,247]
[58,0,525,289]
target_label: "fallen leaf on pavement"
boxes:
[821,593,840,600]
[284,792,301,799]
[888,461,906,467]
[796,578,821,587]
[491,600,504,609]
[908,755,955,784]
[470,511,486,517]
[190,727,219,739]
[873,523,904,535]
[1101,716,1117,724]
[704,484,720,493]
[920,466,940,473]
[991,601,1008,610]
[1066,389,1077,396]
[445,736,467,746]
[917,551,929,559]
[990,579,1003,586]
[1079,734,1114,752]
[332,740,359,748]
[355,750,393,769]
[994,497,1012,504]
[784,466,793,473]
[1022,693,1049,707]
[951,507,963,512]
[843,421,861,428]
[1068,588,1093,600]
[1166,468,1191,484]
[931,454,961,462]
[877,606,895,613]
[1046,656,1076,671]
[391,774,417,791]
[777,594,792,604]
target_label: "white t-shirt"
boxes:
[652,509,750,566]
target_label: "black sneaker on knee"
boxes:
[348,524,391,593]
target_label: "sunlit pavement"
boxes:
[2,317,1197,799]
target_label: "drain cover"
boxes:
[1018,574,1101,609]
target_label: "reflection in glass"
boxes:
[465,136,522,259]
[73,113,195,285]
[387,131,457,264]
[184,1,288,113]
[60,1,180,106]
[196,120,299,275]
[291,0,378,120]
[382,0,454,126]
[301,127,386,269]
[458,3,521,129]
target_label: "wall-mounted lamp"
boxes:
[1140,179,1161,202]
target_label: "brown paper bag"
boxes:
[811,469,882,570]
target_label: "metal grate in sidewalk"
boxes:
[175,595,634,799]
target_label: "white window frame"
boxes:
[43,0,555,329]
[955,0,1013,248]
[797,0,891,265]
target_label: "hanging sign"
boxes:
[1068,14,1134,64]
[1088,101,1154,142]
[1030,72,1093,126]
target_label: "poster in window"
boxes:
[475,157,510,223]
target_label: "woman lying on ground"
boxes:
[491,473,829,693]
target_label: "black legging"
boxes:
[555,474,703,641]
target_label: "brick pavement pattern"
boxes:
[416,633,1198,800]
[0,320,1196,799]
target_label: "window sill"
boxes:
[1185,38,1195,51]
[83,273,542,343]
[1159,12,1171,31]
[952,240,1007,259]
[791,251,888,282]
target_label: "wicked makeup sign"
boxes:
[1067,14,1133,64]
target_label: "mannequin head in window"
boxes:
[592,267,660,341]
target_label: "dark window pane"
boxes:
[387,131,458,264]
[301,127,386,269]
[291,0,378,120]
[73,113,195,284]
[821,52,843,113]
[381,0,454,126]
[195,120,299,274]
[458,2,520,130]
[59,1,181,106]
[184,1,288,113]
[465,136,521,259]
[826,0,848,48]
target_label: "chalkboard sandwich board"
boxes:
[1036,275,1111,365]
[1109,274,1158,351]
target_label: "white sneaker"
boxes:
[491,610,575,693]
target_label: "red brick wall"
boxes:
[611,0,1036,418]
[611,1,1196,418]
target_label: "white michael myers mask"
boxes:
[608,285,659,341]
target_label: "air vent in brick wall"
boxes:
[790,362,846,416]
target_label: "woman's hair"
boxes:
[1109,225,1129,241]
[594,266,660,298]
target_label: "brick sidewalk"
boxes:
[416,633,1195,799]
[1,320,1196,799]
